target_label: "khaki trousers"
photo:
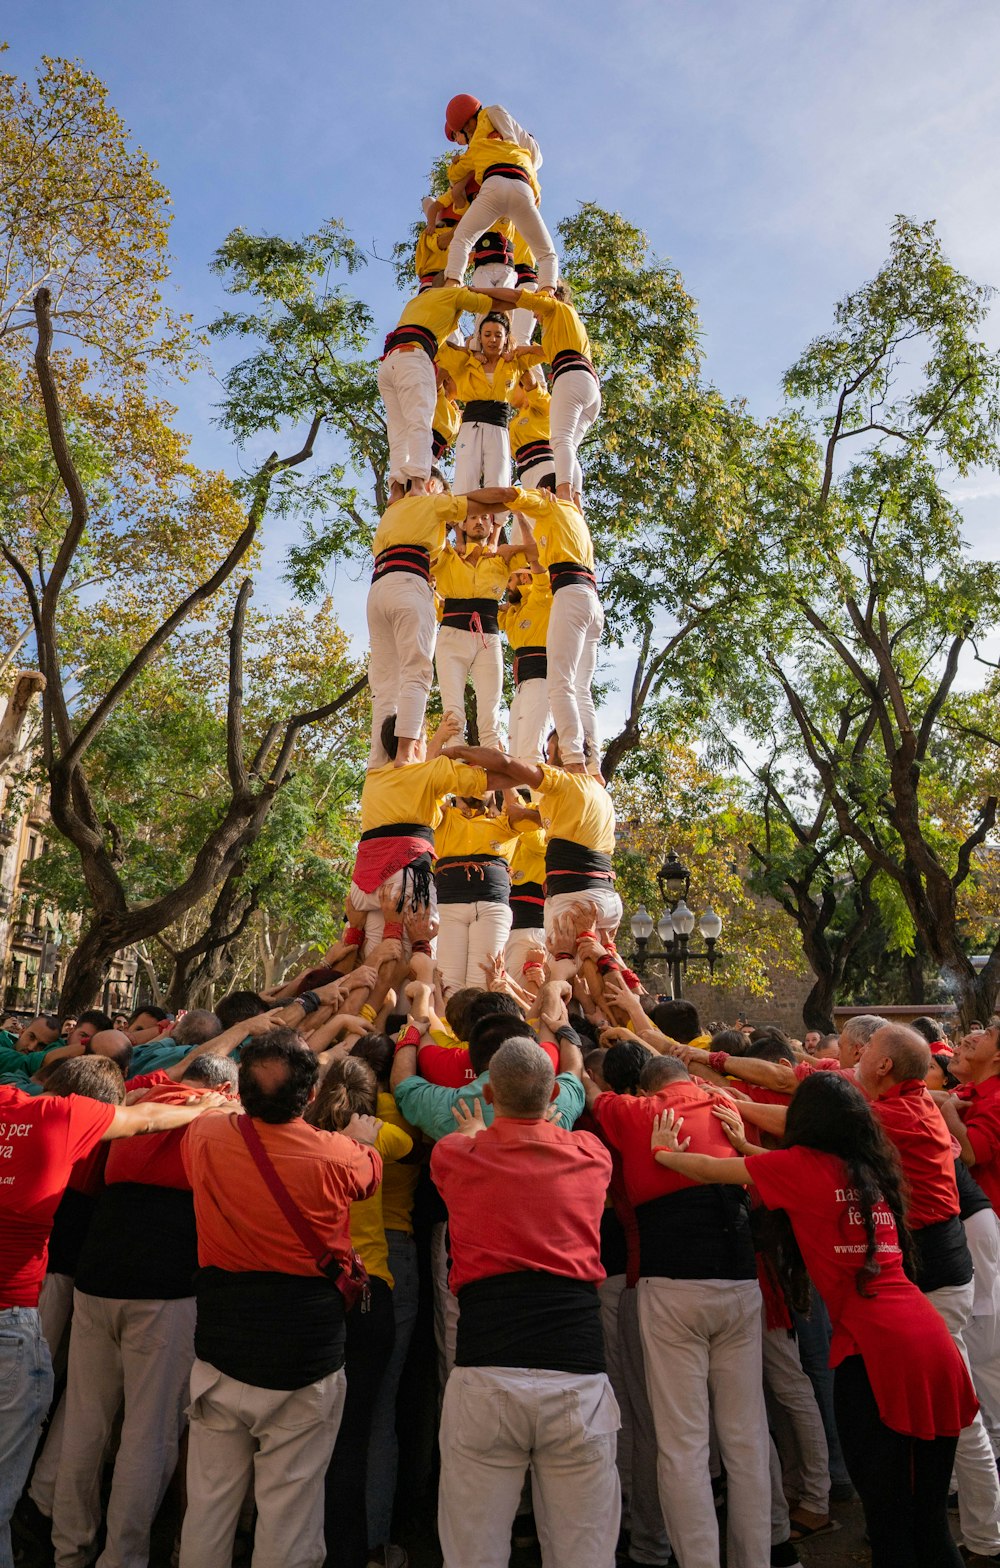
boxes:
[760,1300,830,1514]
[438,1365,620,1568]
[179,1358,347,1568]
[52,1292,195,1568]
[637,1277,770,1568]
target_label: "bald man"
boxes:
[855,1024,1000,1562]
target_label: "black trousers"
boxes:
[324,1277,395,1568]
[834,1354,963,1568]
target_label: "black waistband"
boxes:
[195,1267,346,1390]
[516,263,539,283]
[360,822,434,843]
[418,274,443,292]
[484,162,533,186]
[545,839,614,894]
[510,882,545,928]
[549,560,597,593]
[636,1187,756,1280]
[382,323,438,361]
[435,856,511,905]
[372,545,431,583]
[456,1272,605,1372]
[912,1212,973,1295]
[442,597,500,634]
[514,438,554,469]
[551,348,598,383]
[462,399,513,428]
[513,646,547,685]
[432,427,452,458]
[473,232,515,267]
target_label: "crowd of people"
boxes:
[2,90,999,1568]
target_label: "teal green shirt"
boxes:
[394,1068,584,1143]
[0,1041,64,1078]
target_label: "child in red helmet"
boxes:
[441,98,558,294]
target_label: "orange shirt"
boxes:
[182,1110,382,1278]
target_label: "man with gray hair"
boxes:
[430,1035,620,1568]
[856,1023,1000,1562]
[678,1012,888,1099]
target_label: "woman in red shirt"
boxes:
[650,1071,975,1568]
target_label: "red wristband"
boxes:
[383,922,404,940]
[708,1051,729,1072]
[522,960,544,972]
[576,930,598,944]
[395,1024,421,1051]
[411,939,432,956]
[621,967,641,992]
[554,951,574,962]
[596,955,621,975]
[343,926,364,947]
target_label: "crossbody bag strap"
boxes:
[235,1113,336,1272]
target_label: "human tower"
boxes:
[354,93,622,994]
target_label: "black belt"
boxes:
[359,822,434,843]
[513,646,547,685]
[435,855,510,905]
[515,440,554,476]
[545,838,614,895]
[516,263,538,284]
[442,597,500,634]
[473,232,514,267]
[431,426,453,459]
[461,400,513,428]
[551,348,598,383]
[510,882,545,928]
[372,546,431,583]
[549,560,597,594]
[484,162,533,186]
[382,324,438,362]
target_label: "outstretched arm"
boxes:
[441,744,543,791]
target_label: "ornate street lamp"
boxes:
[631,849,724,998]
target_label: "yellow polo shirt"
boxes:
[537,766,616,854]
[372,494,468,558]
[360,758,488,833]
[510,488,594,572]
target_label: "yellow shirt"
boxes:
[435,805,518,864]
[378,1091,421,1236]
[537,765,616,855]
[433,544,510,606]
[449,110,541,202]
[436,344,521,405]
[500,572,552,648]
[415,226,451,280]
[360,758,488,833]
[513,231,536,271]
[349,1118,412,1286]
[521,294,591,361]
[432,387,462,450]
[372,494,467,558]
[510,388,551,456]
[511,487,594,572]
[510,823,547,888]
[394,285,495,347]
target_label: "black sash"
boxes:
[513,646,547,685]
[435,854,510,906]
[473,231,514,268]
[549,560,597,594]
[551,347,598,383]
[442,597,500,634]
[510,880,545,929]
[372,546,431,583]
[484,162,533,186]
[545,837,614,895]
[382,323,438,361]
[462,399,513,428]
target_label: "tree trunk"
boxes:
[801,973,838,1034]
[0,671,46,774]
[58,918,131,1014]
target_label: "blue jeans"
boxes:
[0,1307,54,1568]
[793,1287,851,1488]
[366,1231,420,1547]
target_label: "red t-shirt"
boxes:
[748,1145,976,1439]
[868,1079,959,1228]
[794,1058,851,1082]
[419,1038,559,1088]
[430,1116,611,1294]
[0,1085,116,1307]
[954,1077,1000,1216]
[592,1082,739,1208]
[104,1083,221,1192]
[124,1070,172,1093]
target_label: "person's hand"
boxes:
[451,1098,488,1138]
[331,1014,372,1038]
[311,975,348,1006]
[368,937,403,968]
[404,903,439,945]
[241,1009,289,1037]
[537,979,572,1032]
[547,909,577,956]
[343,1113,382,1146]
[480,952,509,992]
[344,892,366,932]
[378,883,401,920]
[258,983,291,1004]
[599,1025,646,1048]
[342,964,378,997]
[189,1092,230,1112]
[431,711,462,746]
[712,1101,750,1152]
[577,935,607,964]
[651,1109,689,1153]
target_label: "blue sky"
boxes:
[7,0,1000,711]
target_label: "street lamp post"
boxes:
[630,850,723,999]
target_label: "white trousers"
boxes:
[551,369,601,495]
[31,1274,81,1517]
[452,419,511,495]
[544,886,623,942]
[927,1277,1000,1555]
[376,348,436,484]
[760,1302,830,1515]
[438,1365,620,1568]
[511,277,538,347]
[447,178,557,290]
[505,925,545,982]
[348,871,438,954]
[616,1285,673,1565]
[435,624,505,752]
[546,583,603,769]
[516,454,556,491]
[638,1277,771,1568]
[965,1207,1000,1454]
[179,1357,347,1568]
[366,572,437,764]
[508,676,550,763]
[470,261,518,343]
[52,1291,196,1568]
[437,899,513,992]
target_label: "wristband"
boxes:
[576,929,598,945]
[621,967,641,992]
[383,922,404,941]
[395,1024,421,1051]
[411,939,432,956]
[522,960,544,972]
[298,991,321,1015]
[343,926,364,947]
[554,951,574,962]
[359,1003,377,1024]
[708,1051,730,1073]
[596,954,621,975]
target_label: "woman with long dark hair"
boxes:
[650,1071,976,1568]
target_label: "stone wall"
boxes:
[638,958,816,1036]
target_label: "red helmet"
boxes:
[445,94,482,141]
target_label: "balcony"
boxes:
[0,815,16,848]
[27,791,48,827]
[11,922,45,948]
[3,985,36,1012]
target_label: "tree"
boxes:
[722,218,1000,1026]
